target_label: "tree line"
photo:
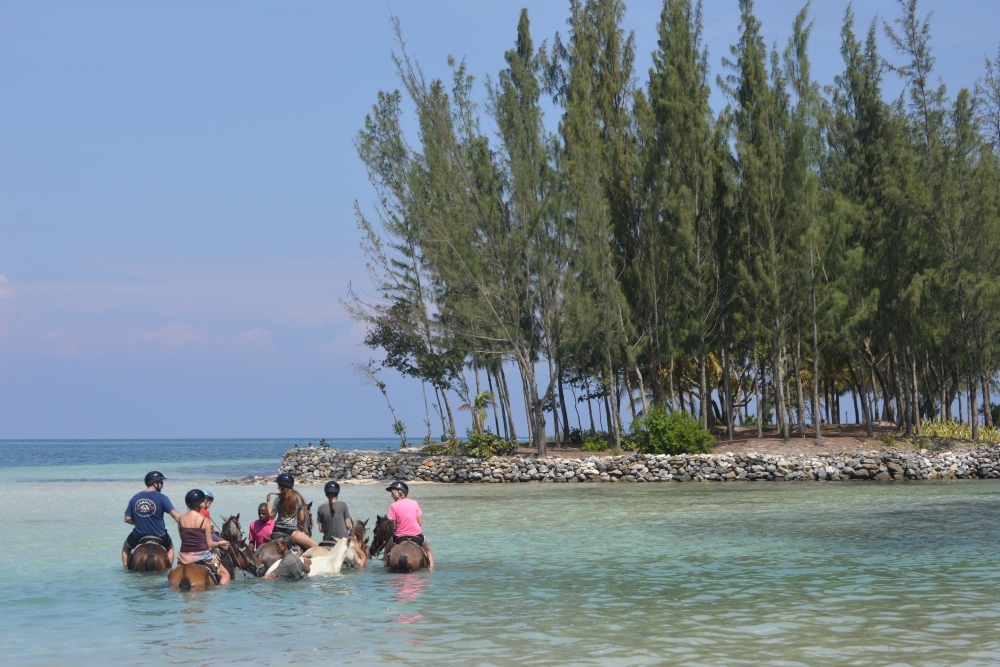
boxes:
[348,0,1000,454]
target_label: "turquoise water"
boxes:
[3,447,1000,666]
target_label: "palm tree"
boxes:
[459,390,496,435]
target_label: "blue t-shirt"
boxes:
[125,490,175,537]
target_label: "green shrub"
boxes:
[423,443,455,455]
[463,431,517,458]
[581,433,610,452]
[631,408,715,455]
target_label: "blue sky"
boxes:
[1,0,997,439]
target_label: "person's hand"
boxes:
[220,540,230,548]
[303,557,312,565]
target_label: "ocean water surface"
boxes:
[2,440,1000,666]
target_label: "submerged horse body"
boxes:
[129,536,170,573]
[255,503,313,572]
[219,514,263,577]
[371,515,430,573]
[302,518,369,576]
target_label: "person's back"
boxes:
[318,499,351,542]
[388,497,422,537]
[123,471,180,569]
[272,550,308,579]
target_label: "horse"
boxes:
[218,514,263,578]
[301,518,370,576]
[128,535,169,573]
[168,563,217,590]
[255,503,314,572]
[372,515,429,573]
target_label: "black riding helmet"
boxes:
[276,473,295,489]
[144,471,166,486]
[185,488,206,509]
[324,480,341,497]
[386,480,409,496]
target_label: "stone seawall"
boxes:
[221,446,1000,485]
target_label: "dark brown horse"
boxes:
[129,536,169,573]
[371,515,429,573]
[219,514,263,577]
[168,563,217,590]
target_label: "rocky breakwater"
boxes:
[222,446,1000,485]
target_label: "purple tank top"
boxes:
[179,525,209,553]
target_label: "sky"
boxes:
[1,0,997,439]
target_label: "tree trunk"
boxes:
[754,346,762,439]
[699,354,709,430]
[498,365,517,443]
[722,327,734,441]
[846,346,873,437]
[794,334,805,438]
[969,375,980,443]
[910,347,921,435]
[772,332,789,442]
[487,370,502,437]
[558,365,571,442]
[441,388,457,442]
[982,374,994,429]
[585,379,596,435]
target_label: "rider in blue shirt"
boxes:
[122,471,181,569]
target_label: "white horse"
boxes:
[301,537,361,576]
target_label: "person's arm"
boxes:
[204,518,228,549]
[345,507,352,531]
[124,515,134,525]
[263,571,277,580]
[266,494,277,519]
[302,557,311,574]
[317,510,327,534]
[416,515,423,528]
[169,509,181,522]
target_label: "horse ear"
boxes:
[234,513,240,521]
[307,502,313,509]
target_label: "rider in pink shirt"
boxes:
[248,502,275,548]
[386,480,434,569]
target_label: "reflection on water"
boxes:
[3,474,1000,666]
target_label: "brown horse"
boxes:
[168,563,217,590]
[129,536,169,573]
[219,514,263,577]
[372,515,429,573]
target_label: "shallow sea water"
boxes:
[3,451,1000,666]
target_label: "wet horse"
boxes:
[371,515,429,573]
[301,518,370,575]
[219,514,263,577]
[129,536,169,573]
[255,502,313,572]
[168,563,217,590]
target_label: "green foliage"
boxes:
[580,433,610,452]
[423,443,455,455]
[392,420,407,447]
[922,420,1000,444]
[631,408,715,455]
[463,431,518,458]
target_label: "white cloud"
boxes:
[0,274,15,300]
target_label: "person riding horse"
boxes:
[385,480,434,570]
[248,503,275,548]
[317,480,367,568]
[177,489,231,585]
[266,473,318,550]
[122,471,181,569]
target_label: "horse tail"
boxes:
[398,553,409,572]
[144,552,156,572]
[179,575,193,590]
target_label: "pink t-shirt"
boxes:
[388,498,422,537]
[249,518,275,547]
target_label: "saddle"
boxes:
[131,535,165,556]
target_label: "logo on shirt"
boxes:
[134,498,157,517]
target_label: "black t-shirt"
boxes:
[317,501,351,542]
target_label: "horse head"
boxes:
[370,515,395,558]
[300,501,314,537]
[221,514,244,545]
[351,518,369,556]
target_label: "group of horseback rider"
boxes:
[122,470,434,583]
